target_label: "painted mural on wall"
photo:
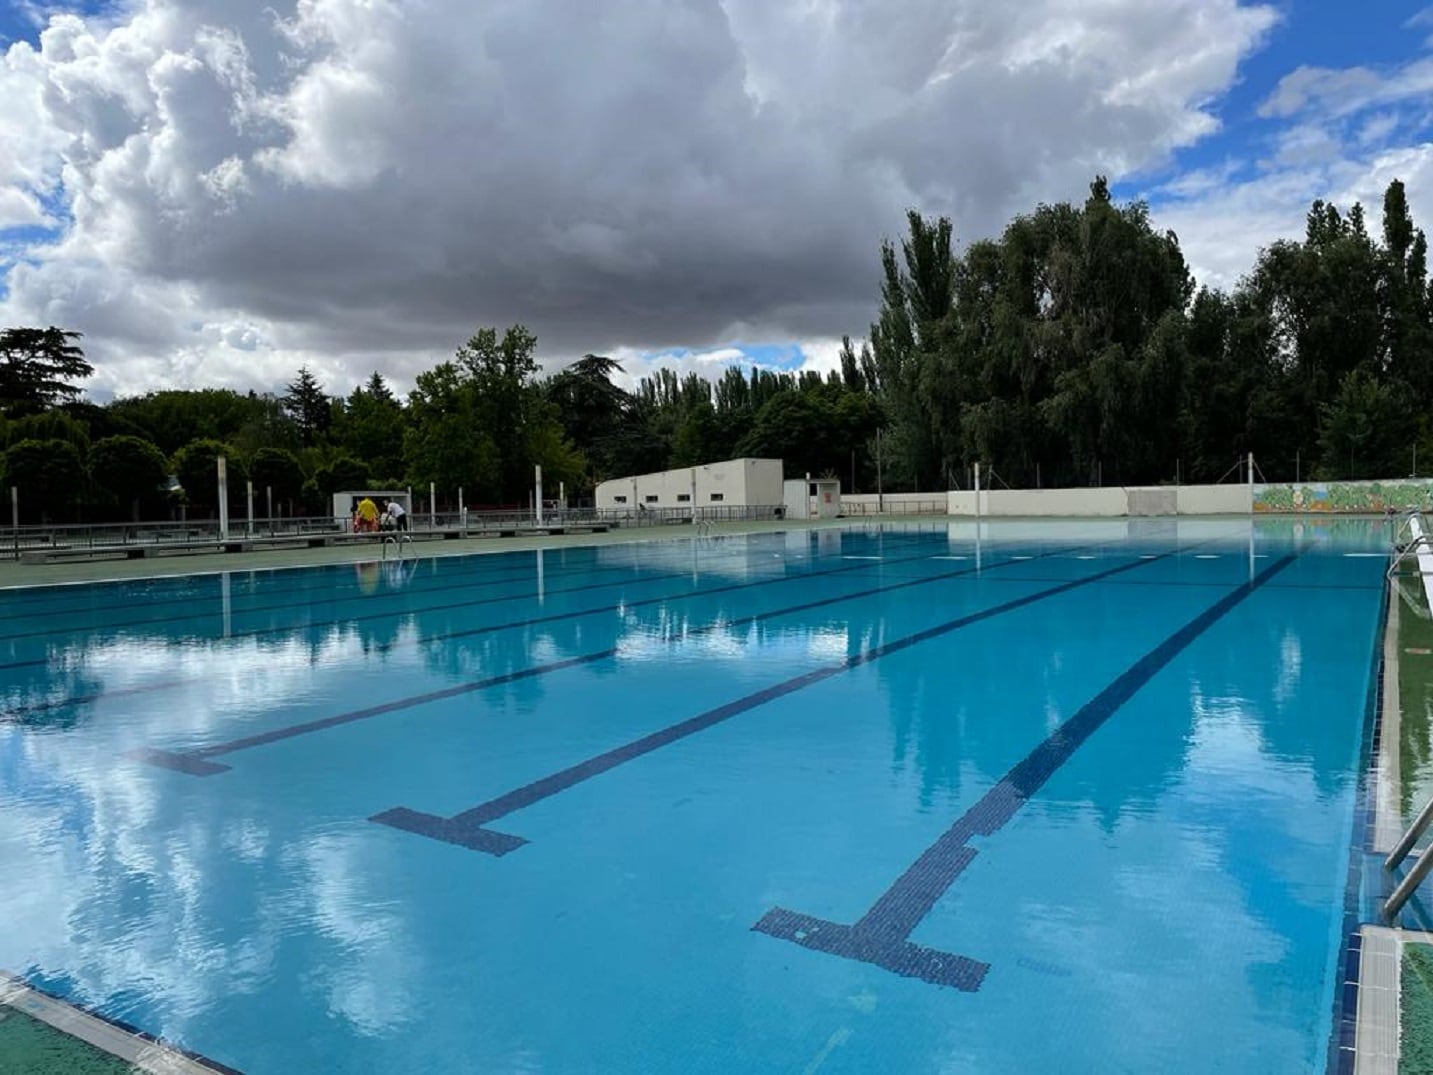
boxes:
[1253,481,1433,513]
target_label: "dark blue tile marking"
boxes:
[751,553,1297,991]
[129,543,1097,776]
[1325,567,1390,1075]
[10,541,959,714]
[369,551,1176,857]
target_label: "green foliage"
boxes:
[402,361,499,498]
[2,438,85,521]
[1317,369,1417,479]
[281,367,332,447]
[331,373,405,481]
[109,390,292,457]
[172,439,245,516]
[4,410,91,453]
[89,436,169,519]
[311,455,371,497]
[0,327,93,416]
[248,447,305,502]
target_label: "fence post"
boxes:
[217,456,229,541]
[535,465,544,526]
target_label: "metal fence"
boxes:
[838,497,949,516]
[0,504,791,561]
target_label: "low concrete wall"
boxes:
[1177,485,1253,514]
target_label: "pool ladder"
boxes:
[1385,801,1433,920]
[382,534,413,561]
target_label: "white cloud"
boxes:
[0,0,1278,396]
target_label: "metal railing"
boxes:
[0,504,791,560]
[838,498,949,516]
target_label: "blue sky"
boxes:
[2,0,1431,395]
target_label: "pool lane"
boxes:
[130,541,1098,775]
[371,550,1188,855]
[0,536,955,713]
[751,553,1297,990]
[0,532,938,659]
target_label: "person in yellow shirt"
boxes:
[356,496,380,532]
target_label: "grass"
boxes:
[1404,944,1433,1073]
[0,1004,135,1074]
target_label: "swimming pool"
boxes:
[0,518,1389,1073]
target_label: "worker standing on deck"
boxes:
[356,496,380,532]
[385,498,408,532]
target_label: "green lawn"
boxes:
[0,1004,135,1074]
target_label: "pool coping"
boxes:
[1353,558,1433,1074]
[0,971,241,1074]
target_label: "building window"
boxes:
[676,493,691,503]
[710,493,724,502]
[614,495,627,504]
[645,494,659,503]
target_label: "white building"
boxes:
[783,478,842,519]
[595,458,784,515]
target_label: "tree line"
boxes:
[0,176,1428,523]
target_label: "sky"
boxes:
[1,0,1431,401]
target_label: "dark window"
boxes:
[645,494,659,503]
[613,495,627,504]
[676,493,691,502]
[710,493,724,502]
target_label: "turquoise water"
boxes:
[0,519,1388,1073]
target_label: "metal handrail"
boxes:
[1385,800,1433,919]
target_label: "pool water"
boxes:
[0,519,1389,1073]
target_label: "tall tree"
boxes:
[0,327,93,417]
[282,367,332,447]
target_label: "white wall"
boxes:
[595,458,783,512]
[945,484,1251,517]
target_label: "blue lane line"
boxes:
[368,550,1178,857]
[0,541,950,684]
[129,543,1096,776]
[750,552,1298,992]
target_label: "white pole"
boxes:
[246,480,254,536]
[429,481,436,529]
[559,480,566,514]
[265,485,272,528]
[535,465,544,526]
[10,485,16,559]
[1247,451,1255,513]
[217,456,229,540]
[974,461,982,519]
[458,486,465,535]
